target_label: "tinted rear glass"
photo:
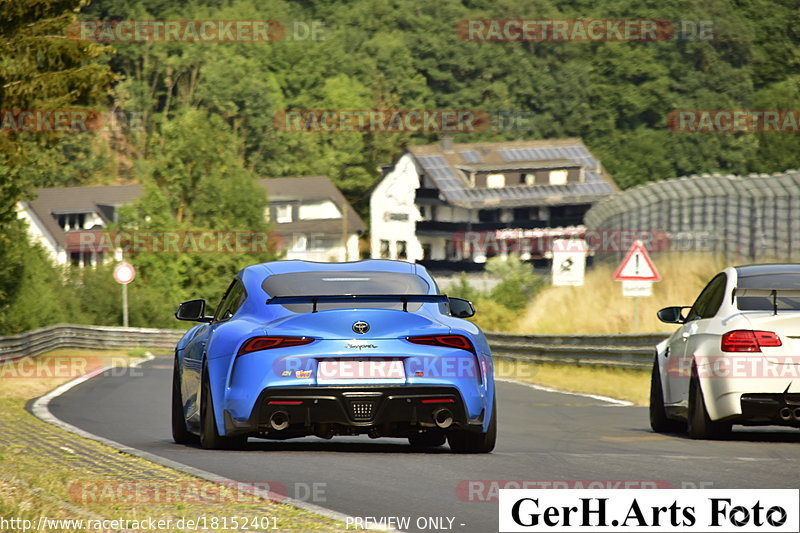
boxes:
[737,272,800,311]
[262,270,430,312]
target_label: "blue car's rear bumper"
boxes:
[224,385,486,438]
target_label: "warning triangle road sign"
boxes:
[613,240,661,281]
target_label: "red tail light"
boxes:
[237,336,314,356]
[721,330,782,352]
[406,334,476,354]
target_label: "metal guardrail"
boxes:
[0,324,184,362]
[485,332,668,369]
[0,324,667,369]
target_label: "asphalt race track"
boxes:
[48,356,800,533]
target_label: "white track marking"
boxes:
[30,353,401,533]
[496,377,634,406]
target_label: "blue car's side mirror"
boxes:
[448,297,475,318]
[175,299,212,322]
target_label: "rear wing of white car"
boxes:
[733,288,800,315]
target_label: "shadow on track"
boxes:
[163,438,459,454]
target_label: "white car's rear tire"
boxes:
[649,358,686,433]
[687,373,731,440]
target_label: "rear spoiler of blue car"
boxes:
[733,288,800,315]
[266,294,448,313]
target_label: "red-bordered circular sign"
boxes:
[113,262,136,284]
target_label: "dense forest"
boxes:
[1,0,798,332]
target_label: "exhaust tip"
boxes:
[433,408,454,429]
[779,407,792,421]
[793,408,800,421]
[269,411,289,431]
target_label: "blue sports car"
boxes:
[172,259,496,453]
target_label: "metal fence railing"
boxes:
[486,332,665,369]
[584,170,800,263]
[0,324,184,363]
[0,325,664,369]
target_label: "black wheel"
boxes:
[171,357,197,445]
[448,397,497,453]
[649,357,686,433]
[687,372,730,440]
[200,365,247,450]
[408,431,446,449]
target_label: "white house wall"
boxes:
[16,202,66,265]
[370,153,422,261]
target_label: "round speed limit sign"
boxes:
[113,262,136,284]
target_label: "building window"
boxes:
[291,234,307,251]
[396,240,407,260]
[275,204,292,223]
[69,251,93,267]
[513,207,530,221]
[57,213,87,231]
[422,243,431,260]
[379,240,390,259]
[486,173,505,188]
[549,169,568,185]
[524,173,536,185]
[478,209,499,223]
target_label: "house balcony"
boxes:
[415,219,552,235]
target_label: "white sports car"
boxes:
[650,264,800,439]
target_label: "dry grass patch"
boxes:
[517,253,729,334]
[497,359,650,405]
[0,349,350,532]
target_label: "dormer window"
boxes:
[549,169,568,185]
[56,213,87,231]
[275,204,293,223]
[486,173,505,188]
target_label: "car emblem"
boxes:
[352,321,370,334]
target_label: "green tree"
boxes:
[114,109,281,327]
[486,256,544,311]
[0,0,114,224]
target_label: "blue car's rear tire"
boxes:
[447,397,496,453]
[172,358,197,445]
[200,365,247,450]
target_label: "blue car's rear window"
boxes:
[262,271,431,312]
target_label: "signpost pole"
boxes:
[113,262,136,328]
[122,282,129,328]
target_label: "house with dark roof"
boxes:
[260,176,365,261]
[17,176,364,266]
[369,138,618,268]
